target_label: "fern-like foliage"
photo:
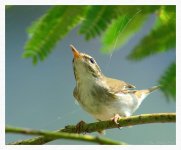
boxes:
[127,6,176,60]
[127,23,175,60]
[159,62,176,100]
[79,6,121,40]
[23,6,87,64]
[21,5,176,100]
[79,5,160,41]
[101,13,148,53]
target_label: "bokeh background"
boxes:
[6,6,176,144]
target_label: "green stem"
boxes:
[6,113,175,145]
[6,126,124,145]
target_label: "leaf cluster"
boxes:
[23,6,88,64]
[19,5,176,100]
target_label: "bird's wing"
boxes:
[105,77,136,94]
[73,87,80,101]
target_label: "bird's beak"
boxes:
[70,45,80,59]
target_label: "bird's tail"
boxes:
[134,85,161,102]
[147,85,161,93]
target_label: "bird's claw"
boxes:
[111,114,121,125]
[75,120,87,134]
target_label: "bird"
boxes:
[70,45,160,125]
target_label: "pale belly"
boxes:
[77,92,140,121]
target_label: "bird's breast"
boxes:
[74,79,140,121]
[75,78,111,114]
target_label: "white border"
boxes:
[2,145,180,150]
[1,0,179,150]
[1,0,178,5]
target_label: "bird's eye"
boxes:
[90,58,95,64]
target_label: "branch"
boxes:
[6,126,124,145]
[6,113,175,145]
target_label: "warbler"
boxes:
[71,45,160,124]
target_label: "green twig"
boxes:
[6,113,175,145]
[6,126,124,145]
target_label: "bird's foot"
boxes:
[111,114,121,125]
[75,120,87,134]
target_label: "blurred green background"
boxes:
[6,5,176,144]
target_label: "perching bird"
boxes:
[71,45,160,124]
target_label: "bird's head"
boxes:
[70,45,102,81]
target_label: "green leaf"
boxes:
[23,6,87,64]
[128,6,176,61]
[101,13,148,53]
[159,62,176,101]
[27,16,45,38]
[127,24,175,60]
[79,6,121,40]
[159,6,176,25]
[79,5,161,41]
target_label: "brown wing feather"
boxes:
[104,77,136,93]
